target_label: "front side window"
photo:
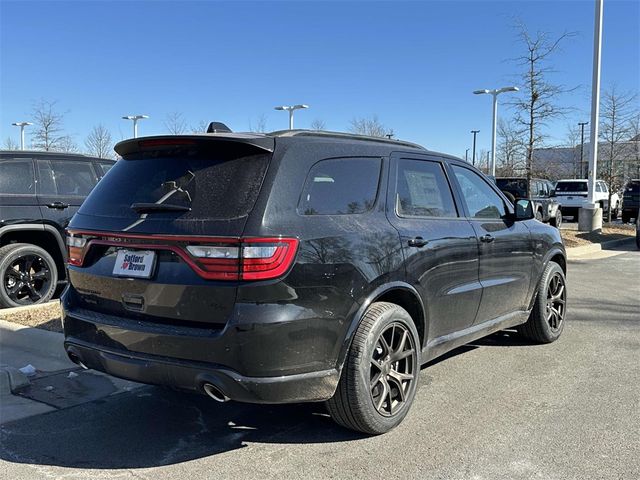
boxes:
[395,159,457,218]
[38,160,98,196]
[595,182,603,193]
[298,158,381,215]
[452,165,506,219]
[0,160,35,195]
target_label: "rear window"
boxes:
[625,182,640,194]
[556,181,588,192]
[79,152,270,220]
[298,158,381,215]
[0,160,35,195]
[496,178,527,197]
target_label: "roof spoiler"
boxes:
[114,134,275,156]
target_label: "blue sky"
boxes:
[1,0,638,158]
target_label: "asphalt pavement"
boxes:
[1,244,638,480]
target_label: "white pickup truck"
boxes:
[554,179,620,219]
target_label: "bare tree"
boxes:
[598,87,637,221]
[310,119,326,131]
[3,137,20,150]
[164,111,188,135]
[509,23,576,188]
[191,120,210,133]
[629,114,640,180]
[249,114,268,133]
[348,115,390,138]
[496,119,526,176]
[85,124,114,158]
[56,135,78,153]
[31,99,70,151]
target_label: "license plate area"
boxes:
[112,249,156,278]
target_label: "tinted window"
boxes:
[396,159,457,218]
[99,161,115,176]
[80,153,270,220]
[38,160,98,196]
[625,182,640,194]
[298,158,380,215]
[0,160,35,195]
[556,181,587,192]
[452,165,506,219]
[496,178,527,198]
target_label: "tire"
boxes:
[535,209,543,222]
[0,243,58,308]
[622,213,631,224]
[549,209,562,228]
[636,231,640,250]
[326,302,420,434]
[611,202,618,220]
[517,261,566,343]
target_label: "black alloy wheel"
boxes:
[370,322,417,416]
[0,244,58,308]
[545,271,566,332]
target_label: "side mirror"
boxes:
[514,199,535,220]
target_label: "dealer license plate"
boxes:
[112,250,156,278]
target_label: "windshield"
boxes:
[79,152,270,220]
[555,181,588,193]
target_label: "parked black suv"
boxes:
[496,177,562,227]
[621,179,640,224]
[61,130,567,434]
[0,150,115,308]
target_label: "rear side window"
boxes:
[395,159,457,218]
[79,152,270,220]
[37,160,98,196]
[0,160,35,195]
[298,158,381,215]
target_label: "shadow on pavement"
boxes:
[0,386,365,469]
[0,329,537,470]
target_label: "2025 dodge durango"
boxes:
[62,127,567,434]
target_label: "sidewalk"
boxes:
[0,319,139,424]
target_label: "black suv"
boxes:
[621,179,640,224]
[496,177,562,227]
[62,130,567,434]
[0,150,115,308]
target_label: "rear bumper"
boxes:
[64,340,339,403]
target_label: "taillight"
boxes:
[66,230,298,281]
[67,233,87,266]
[186,238,298,280]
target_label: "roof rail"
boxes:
[268,129,426,150]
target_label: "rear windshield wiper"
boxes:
[130,203,191,213]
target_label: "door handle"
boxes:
[408,237,428,248]
[479,234,495,243]
[46,202,69,210]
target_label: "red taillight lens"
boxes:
[241,238,299,280]
[65,231,298,281]
[186,238,298,280]
[67,232,87,266]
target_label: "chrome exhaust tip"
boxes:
[67,351,89,370]
[203,383,230,402]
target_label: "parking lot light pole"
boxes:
[11,122,33,150]
[122,115,149,138]
[471,130,480,166]
[578,121,589,178]
[473,86,519,177]
[274,104,309,130]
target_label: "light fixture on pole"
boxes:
[473,86,519,177]
[11,122,33,150]
[122,115,149,138]
[578,121,589,178]
[471,130,480,166]
[274,104,309,130]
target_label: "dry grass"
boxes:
[0,301,62,332]
[560,223,635,248]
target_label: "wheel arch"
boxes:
[336,282,427,373]
[0,224,67,280]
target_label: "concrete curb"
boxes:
[0,299,60,317]
[566,236,635,259]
